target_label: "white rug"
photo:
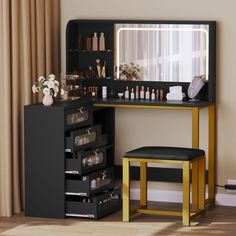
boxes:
[0,221,184,236]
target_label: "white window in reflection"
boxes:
[116,24,209,82]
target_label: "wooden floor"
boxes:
[1,203,236,235]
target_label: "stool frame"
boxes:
[122,155,205,226]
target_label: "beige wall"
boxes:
[60,0,236,194]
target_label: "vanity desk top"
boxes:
[94,98,214,109]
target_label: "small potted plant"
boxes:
[32,74,61,106]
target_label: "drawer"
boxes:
[66,167,114,197]
[66,187,121,219]
[65,125,102,153]
[64,105,92,130]
[65,147,107,176]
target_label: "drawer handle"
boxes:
[87,127,92,134]
[94,149,99,156]
[79,106,84,113]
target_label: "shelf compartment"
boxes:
[65,146,108,175]
[65,167,114,197]
[66,187,121,219]
[65,125,102,152]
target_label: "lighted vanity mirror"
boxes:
[115,24,209,82]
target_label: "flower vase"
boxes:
[42,93,53,106]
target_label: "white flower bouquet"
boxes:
[32,74,60,97]
[119,62,141,80]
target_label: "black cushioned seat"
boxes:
[124,146,205,161]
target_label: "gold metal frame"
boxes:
[95,102,216,205]
[122,155,206,226]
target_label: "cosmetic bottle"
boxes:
[135,86,139,99]
[124,86,129,99]
[92,32,98,51]
[160,89,164,101]
[145,87,150,100]
[99,32,105,51]
[140,86,145,99]
[102,86,107,99]
[130,88,135,100]
[77,34,82,52]
[156,89,160,100]
[151,89,155,100]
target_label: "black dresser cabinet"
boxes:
[24,99,121,219]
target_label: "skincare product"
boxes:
[140,86,145,99]
[130,88,135,100]
[124,86,129,99]
[145,87,150,100]
[86,37,92,51]
[118,93,124,99]
[135,86,139,99]
[160,89,164,101]
[156,89,160,100]
[151,89,155,100]
[99,32,105,51]
[92,32,98,51]
[102,86,107,99]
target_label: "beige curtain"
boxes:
[0,0,60,217]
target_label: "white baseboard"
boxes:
[130,188,236,207]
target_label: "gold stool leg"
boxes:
[198,156,206,214]
[183,161,190,226]
[123,158,130,222]
[192,161,199,212]
[140,162,147,208]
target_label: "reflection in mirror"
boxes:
[116,24,209,82]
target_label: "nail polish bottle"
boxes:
[140,86,145,99]
[145,87,150,100]
[124,86,129,99]
[130,88,135,100]
[135,86,139,99]
[151,89,155,100]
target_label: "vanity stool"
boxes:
[122,146,206,226]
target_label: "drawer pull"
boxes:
[87,127,92,135]
[79,106,84,113]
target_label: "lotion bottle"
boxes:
[124,86,129,99]
[151,89,155,100]
[145,87,150,100]
[130,88,135,100]
[140,86,145,99]
[92,32,98,51]
[99,32,105,51]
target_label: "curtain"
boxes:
[116,24,208,82]
[0,0,60,217]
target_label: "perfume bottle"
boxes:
[99,32,105,51]
[130,88,135,100]
[135,86,139,99]
[124,86,129,99]
[145,87,150,100]
[140,86,145,99]
[151,89,155,100]
[92,32,98,51]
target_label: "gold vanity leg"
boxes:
[198,156,206,214]
[140,161,147,208]
[192,108,200,211]
[123,158,130,221]
[183,161,191,226]
[208,104,216,205]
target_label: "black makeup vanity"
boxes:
[25,19,216,219]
